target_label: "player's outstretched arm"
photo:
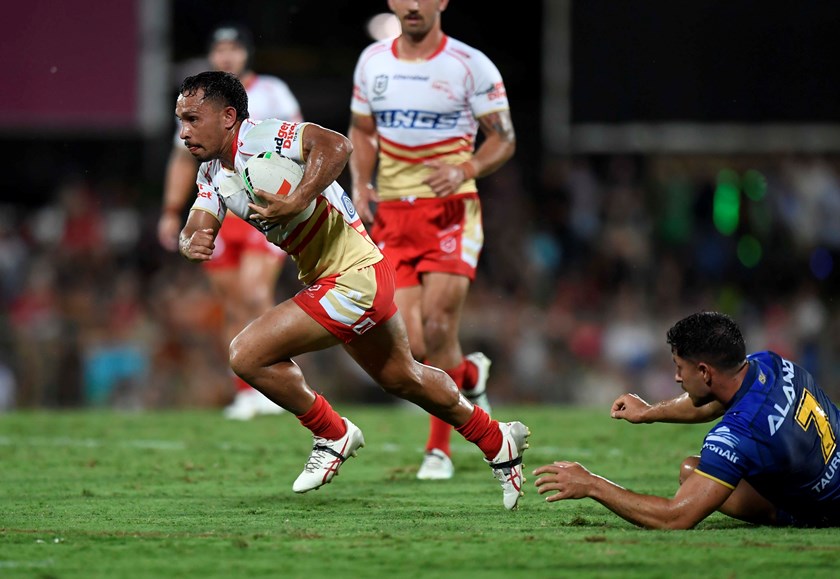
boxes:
[179,209,221,263]
[533,461,732,530]
[611,393,725,424]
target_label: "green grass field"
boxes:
[2,405,838,578]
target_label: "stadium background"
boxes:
[2,0,840,411]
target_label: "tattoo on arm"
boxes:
[478,110,516,143]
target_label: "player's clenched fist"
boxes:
[180,228,216,261]
[610,393,652,423]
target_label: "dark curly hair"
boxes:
[179,71,249,122]
[666,311,746,370]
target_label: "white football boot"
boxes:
[486,421,530,510]
[293,418,365,493]
[223,388,286,421]
[416,449,455,480]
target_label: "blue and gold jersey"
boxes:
[696,351,840,524]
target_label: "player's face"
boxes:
[175,90,229,163]
[389,0,447,36]
[209,40,248,76]
[673,354,714,407]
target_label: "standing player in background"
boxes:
[175,71,530,509]
[157,24,303,420]
[348,0,516,480]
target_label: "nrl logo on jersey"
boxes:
[373,75,388,95]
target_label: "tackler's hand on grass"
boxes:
[533,461,600,502]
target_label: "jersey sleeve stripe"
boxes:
[474,106,512,119]
[693,469,737,490]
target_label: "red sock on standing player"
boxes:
[425,359,467,455]
[234,375,253,392]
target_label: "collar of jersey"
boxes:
[726,358,760,409]
[391,34,448,61]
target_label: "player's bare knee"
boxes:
[679,455,700,485]
[229,333,256,379]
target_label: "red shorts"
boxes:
[292,257,398,343]
[370,194,484,288]
[203,214,286,270]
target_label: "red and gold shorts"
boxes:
[292,257,398,343]
[203,214,286,271]
[370,193,483,288]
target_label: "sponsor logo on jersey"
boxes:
[274,122,298,153]
[703,425,741,463]
[477,81,507,101]
[706,426,740,449]
[811,452,840,493]
[374,109,459,129]
[393,74,430,82]
[374,75,388,95]
[769,358,797,436]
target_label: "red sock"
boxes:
[234,376,252,393]
[455,406,502,461]
[424,361,467,455]
[426,416,452,455]
[463,358,479,390]
[296,394,347,440]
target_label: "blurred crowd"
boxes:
[3,153,840,411]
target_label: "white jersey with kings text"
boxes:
[189,119,380,285]
[350,35,509,201]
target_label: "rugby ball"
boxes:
[242,152,304,206]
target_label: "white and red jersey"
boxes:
[351,35,509,201]
[190,119,381,285]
